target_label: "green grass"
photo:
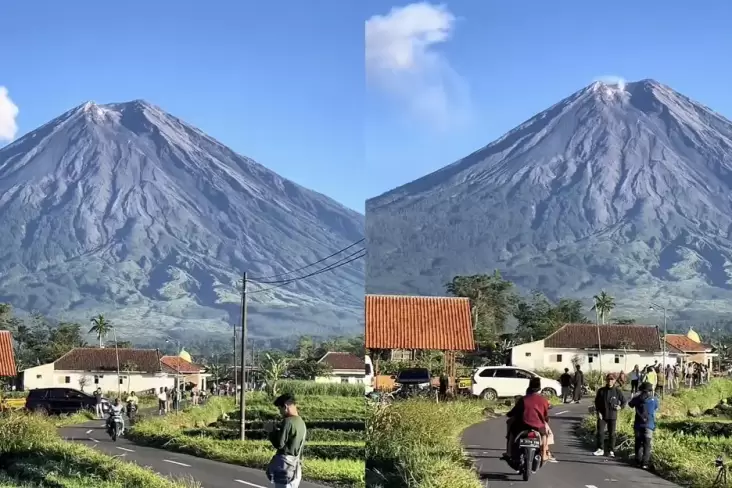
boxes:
[577,379,732,487]
[0,412,199,487]
[277,380,365,397]
[127,394,365,487]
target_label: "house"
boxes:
[365,294,475,386]
[0,331,17,378]
[315,352,366,384]
[665,329,717,369]
[160,350,210,390]
[510,323,679,373]
[20,347,174,393]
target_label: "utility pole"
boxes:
[594,297,603,377]
[239,272,248,441]
[112,326,121,398]
[233,311,238,406]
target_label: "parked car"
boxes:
[391,367,434,399]
[471,366,562,401]
[25,387,110,415]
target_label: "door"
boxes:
[514,369,535,394]
[491,368,522,397]
[49,388,73,413]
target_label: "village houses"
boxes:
[315,351,367,384]
[510,323,717,373]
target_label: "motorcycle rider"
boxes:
[503,377,551,463]
[106,398,125,436]
[125,391,139,417]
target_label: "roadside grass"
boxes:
[577,379,732,488]
[127,394,365,487]
[0,412,199,488]
[277,380,365,397]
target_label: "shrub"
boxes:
[278,380,365,397]
[0,412,198,487]
[366,398,495,488]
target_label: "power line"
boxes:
[248,238,365,281]
[251,247,365,285]
[246,250,365,294]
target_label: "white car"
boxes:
[471,366,562,401]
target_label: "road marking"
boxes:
[85,429,93,434]
[234,480,266,488]
[116,447,135,452]
[163,459,191,467]
[555,410,569,415]
[586,485,598,488]
[88,437,99,443]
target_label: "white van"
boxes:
[364,355,374,394]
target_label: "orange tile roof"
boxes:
[0,331,17,377]
[665,334,709,353]
[365,295,475,351]
[160,356,205,373]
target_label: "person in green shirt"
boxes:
[265,394,307,488]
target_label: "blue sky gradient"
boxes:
[3,1,731,211]
[1,0,368,211]
[365,0,732,201]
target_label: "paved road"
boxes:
[462,401,683,488]
[59,417,329,488]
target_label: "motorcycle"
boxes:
[126,401,138,423]
[568,384,593,399]
[505,429,544,481]
[107,411,124,442]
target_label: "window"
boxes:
[525,352,532,357]
[478,368,496,378]
[588,353,597,363]
[119,376,127,385]
[35,374,42,379]
[341,378,349,384]
[614,354,623,364]
[64,376,71,384]
[94,376,100,384]
[515,370,534,379]
[493,369,517,378]
[554,354,563,362]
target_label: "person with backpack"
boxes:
[593,374,627,457]
[266,394,307,488]
[628,381,659,469]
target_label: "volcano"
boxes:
[0,100,364,341]
[366,79,732,322]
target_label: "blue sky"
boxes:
[1,0,368,211]
[3,2,731,213]
[365,0,732,200]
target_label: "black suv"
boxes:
[25,388,109,415]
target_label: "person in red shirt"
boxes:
[503,377,551,462]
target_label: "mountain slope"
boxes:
[0,100,364,340]
[366,79,732,321]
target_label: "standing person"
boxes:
[94,387,104,419]
[572,365,584,404]
[265,394,307,488]
[164,387,171,412]
[559,368,572,404]
[617,370,627,389]
[628,381,659,469]
[665,365,675,391]
[645,366,657,395]
[593,374,626,457]
[629,365,640,395]
[157,387,167,415]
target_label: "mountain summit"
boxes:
[0,100,364,341]
[366,79,732,321]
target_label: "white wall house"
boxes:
[510,323,680,374]
[315,352,366,385]
[20,347,174,394]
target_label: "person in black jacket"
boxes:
[572,365,584,403]
[593,373,627,457]
[559,368,572,403]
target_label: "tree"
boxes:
[446,270,517,344]
[78,374,91,392]
[613,318,636,325]
[261,353,288,397]
[287,359,332,380]
[591,291,615,325]
[296,336,314,359]
[89,314,112,347]
[121,360,139,392]
[513,293,585,344]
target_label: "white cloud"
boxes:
[594,75,627,91]
[0,87,19,142]
[366,3,469,130]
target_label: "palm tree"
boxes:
[89,314,112,348]
[591,291,616,325]
[261,353,288,397]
